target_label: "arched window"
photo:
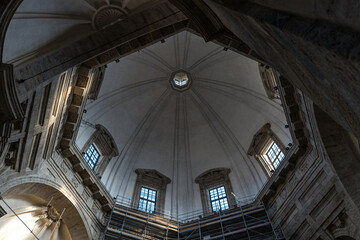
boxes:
[195,168,235,215]
[81,124,118,177]
[248,123,286,176]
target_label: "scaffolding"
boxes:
[103,196,285,240]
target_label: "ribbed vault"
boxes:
[76,31,291,216]
[3,0,156,66]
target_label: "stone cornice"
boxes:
[256,76,311,206]
[14,2,187,98]
[169,0,225,42]
[58,65,113,212]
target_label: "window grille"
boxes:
[209,186,229,212]
[138,187,157,213]
[266,141,285,169]
[84,144,100,169]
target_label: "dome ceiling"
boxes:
[3,0,156,66]
[76,31,291,216]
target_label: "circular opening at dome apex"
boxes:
[173,72,189,87]
[170,71,192,91]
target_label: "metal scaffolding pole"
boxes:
[165,215,170,240]
[102,195,286,240]
[198,217,202,240]
[218,210,225,240]
[239,202,251,239]
[103,197,117,240]
[262,201,278,239]
[177,220,180,240]
[121,207,129,233]
[0,194,39,240]
[143,211,150,239]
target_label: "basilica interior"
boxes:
[0,0,360,239]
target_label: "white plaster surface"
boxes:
[76,31,292,217]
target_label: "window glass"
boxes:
[209,186,229,212]
[266,141,285,168]
[138,187,157,213]
[84,144,100,169]
[173,72,189,87]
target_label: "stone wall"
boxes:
[0,68,111,239]
[257,83,360,239]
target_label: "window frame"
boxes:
[248,123,287,176]
[209,185,230,212]
[195,168,236,216]
[138,186,157,213]
[265,141,285,169]
[81,124,119,176]
[83,144,101,169]
[131,169,171,215]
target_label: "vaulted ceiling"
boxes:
[76,31,291,215]
[3,0,159,66]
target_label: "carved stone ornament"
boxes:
[131,169,171,214]
[82,124,119,176]
[258,63,280,99]
[92,5,127,31]
[195,168,236,215]
[327,211,358,239]
[247,123,272,156]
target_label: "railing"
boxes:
[112,194,259,224]
[105,194,286,239]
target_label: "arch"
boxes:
[170,0,360,140]
[313,104,360,210]
[0,194,72,239]
[0,0,23,62]
[0,179,91,239]
[1,0,360,141]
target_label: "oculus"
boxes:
[170,70,192,91]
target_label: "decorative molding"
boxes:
[169,70,192,92]
[13,2,188,92]
[88,66,106,100]
[248,123,286,176]
[58,64,114,212]
[328,211,358,239]
[195,168,235,215]
[248,123,279,156]
[258,63,280,100]
[168,0,225,42]
[92,5,127,31]
[131,169,171,215]
[28,132,42,170]
[81,124,119,177]
[37,83,52,126]
[257,75,311,206]
[0,64,24,156]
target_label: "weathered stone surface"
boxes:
[204,0,360,140]
[13,2,187,99]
